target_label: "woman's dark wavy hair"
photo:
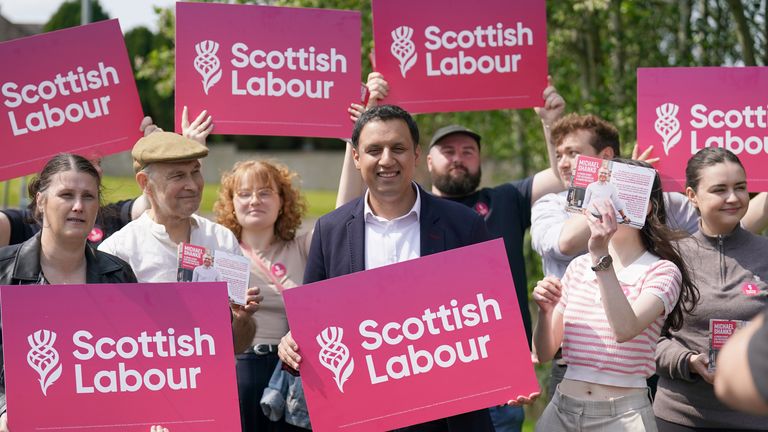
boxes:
[27,153,103,224]
[614,158,699,331]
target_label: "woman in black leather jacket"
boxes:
[0,153,136,431]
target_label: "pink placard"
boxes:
[372,0,548,114]
[175,2,361,139]
[637,67,768,191]
[283,239,537,431]
[0,282,240,431]
[0,19,143,181]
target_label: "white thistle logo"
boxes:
[27,330,63,396]
[194,40,223,95]
[655,103,682,155]
[390,26,417,78]
[316,326,354,393]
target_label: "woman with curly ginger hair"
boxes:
[214,159,312,432]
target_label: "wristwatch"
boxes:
[591,255,613,272]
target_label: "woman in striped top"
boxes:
[532,159,698,432]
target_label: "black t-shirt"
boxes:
[0,208,39,245]
[0,199,135,247]
[444,177,534,345]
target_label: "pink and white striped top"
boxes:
[555,252,682,388]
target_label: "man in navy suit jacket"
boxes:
[303,182,490,282]
[279,105,495,431]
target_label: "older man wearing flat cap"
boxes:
[99,132,260,351]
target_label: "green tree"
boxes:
[43,0,110,32]
[125,25,175,130]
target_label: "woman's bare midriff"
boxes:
[558,378,646,401]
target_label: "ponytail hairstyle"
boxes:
[613,158,699,331]
[685,147,744,193]
[27,153,103,224]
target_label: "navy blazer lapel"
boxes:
[346,198,366,273]
[419,189,446,256]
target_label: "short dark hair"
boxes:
[351,105,420,150]
[27,153,103,223]
[685,147,745,192]
[551,113,621,157]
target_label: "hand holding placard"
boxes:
[535,76,566,126]
[506,391,541,407]
[348,72,390,122]
[278,330,302,371]
[689,353,714,384]
[181,106,213,144]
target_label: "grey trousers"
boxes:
[536,386,657,432]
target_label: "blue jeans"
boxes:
[489,405,524,432]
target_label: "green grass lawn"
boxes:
[0,176,338,219]
[523,419,534,432]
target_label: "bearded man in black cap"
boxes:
[424,93,564,432]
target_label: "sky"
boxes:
[0,0,177,32]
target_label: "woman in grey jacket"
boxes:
[654,147,768,431]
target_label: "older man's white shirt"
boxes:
[99,212,241,282]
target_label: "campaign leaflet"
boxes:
[178,243,250,305]
[708,318,747,372]
[372,0,547,113]
[0,19,143,181]
[566,155,656,229]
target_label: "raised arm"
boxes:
[530,76,566,203]
[336,72,389,208]
[336,141,364,208]
[557,215,590,256]
[588,200,668,342]
[535,76,565,176]
[531,193,585,265]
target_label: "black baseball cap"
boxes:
[429,125,482,149]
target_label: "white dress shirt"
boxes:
[363,185,421,270]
